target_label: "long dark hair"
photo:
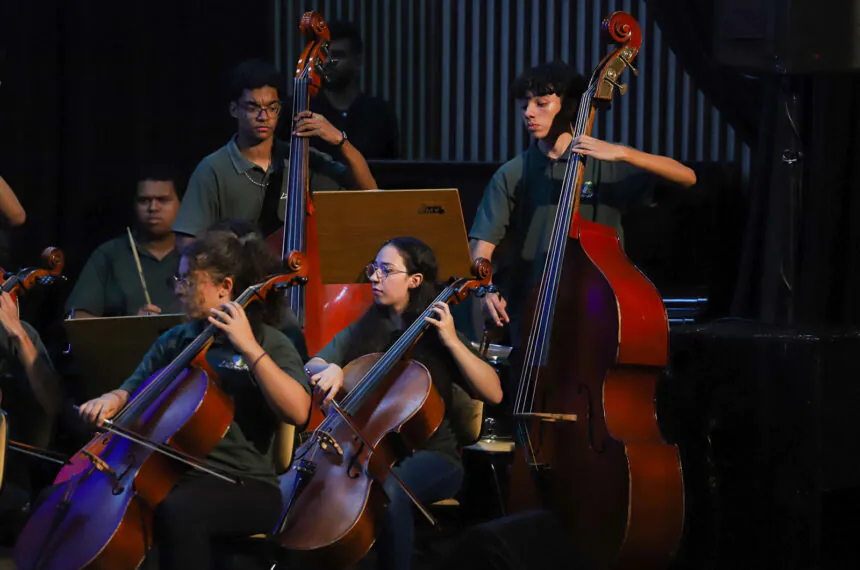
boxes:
[181,231,283,331]
[342,237,440,361]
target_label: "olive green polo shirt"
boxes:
[65,236,181,317]
[468,143,656,344]
[173,136,352,238]
[119,321,310,485]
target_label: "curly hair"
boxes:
[510,61,588,125]
[181,231,283,330]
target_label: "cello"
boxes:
[14,253,308,570]
[508,12,684,570]
[274,259,493,569]
[267,10,373,358]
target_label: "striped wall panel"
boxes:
[276,0,751,169]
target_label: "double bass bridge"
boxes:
[513,412,578,423]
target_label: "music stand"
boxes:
[312,189,473,284]
[64,314,186,402]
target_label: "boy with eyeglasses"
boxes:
[173,59,377,249]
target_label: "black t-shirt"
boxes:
[308,92,400,160]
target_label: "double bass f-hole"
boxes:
[346,442,364,479]
[577,384,606,454]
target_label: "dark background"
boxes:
[3,1,860,567]
[3,0,859,328]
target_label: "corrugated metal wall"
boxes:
[276,0,750,170]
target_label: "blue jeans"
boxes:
[376,450,464,570]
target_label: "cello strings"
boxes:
[339,286,454,415]
[312,285,455,441]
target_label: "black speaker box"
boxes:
[664,322,860,568]
[438,510,593,570]
[714,0,860,73]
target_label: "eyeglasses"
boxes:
[170,274,193,289]
[365,262,409,280]
[237,100,282,118]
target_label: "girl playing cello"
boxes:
[308,237,503,570]
[76,231,311,570]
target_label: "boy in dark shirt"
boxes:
[469,62,697,346]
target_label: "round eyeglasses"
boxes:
[365,262,408,280]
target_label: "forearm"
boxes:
[245,347,311,425]
[469,239,496,266]
[620,147,697,188]
[445,340,503,405]
[13,334,61,415]
[0,176,26,227]
[340,141,378,190]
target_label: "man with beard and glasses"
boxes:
[305,20,400,160]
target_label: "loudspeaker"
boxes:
[714,0,860,73]
[438,510,593,570]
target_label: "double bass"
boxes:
[268,10,373,357]
[14,255,308,570]
[508,12,684,570]
[274,259,493,569]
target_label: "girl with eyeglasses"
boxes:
[76,231,311,570]
[307,236,503,570]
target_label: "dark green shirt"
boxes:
[316,320,480,464]
[173,136,352,238]
[119,321,310,485]
[65,236,181,317]
[0,322,56,448]
[468,143,655,342]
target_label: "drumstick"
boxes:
[126,227,153,307]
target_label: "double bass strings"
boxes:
[284,72,309,323]
[514,83,597,419]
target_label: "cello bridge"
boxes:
[81,449,118,479]
[317,431,344,457]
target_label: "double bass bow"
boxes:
[508,12,684,570]
[14,253,308,570]
[274,258,493,569]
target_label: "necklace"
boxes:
[243,169,269,189]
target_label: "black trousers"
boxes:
[152,475,283,570]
